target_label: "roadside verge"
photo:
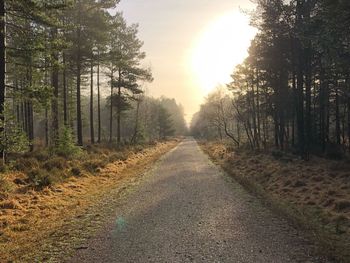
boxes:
[0,140,180,262]
[199,140,350,263]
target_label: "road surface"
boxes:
[69,139,330,263]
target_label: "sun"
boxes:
[189,10,257,94]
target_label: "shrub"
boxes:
[70,167,81,177]
[31,150,50,162]
[133,145,144,153]
[0,104,29,161]
[54,127,82,158]
[43,157,68,171]
[82,159,107,173]
[27,169,55,189]
[0,174,13,193]
[0,162,7,173]
[13,157,39,172]
[84,144,104,154]
[109,152,128,162]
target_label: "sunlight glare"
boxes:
[190,10,257,94]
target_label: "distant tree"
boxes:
[192,0,350,160]
[106,13,152,144]
[158,105,174,140]
[160,97,187,136]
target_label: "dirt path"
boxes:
[69,138,332,263]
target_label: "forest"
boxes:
[0,1,187,260]
[192,1,350,260]
[192,0,350,160]
[0,0,186,161]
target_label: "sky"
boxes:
[115,0,257,123]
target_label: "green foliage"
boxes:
[27,168,61,189]
[0,104,29,159]
[158,105,175,139]
[0,174,13,193]
[54,127,82,158]
[0,162,7,174]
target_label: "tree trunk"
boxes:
[250,81,259,149]
[90,56,95,144]
[346,77,350,152]
[109,71,113,143]
[45,108,49,147]
[0,0,6,160]
[131,99,141,144]
[51,28,59,146]
[76,2,83,146]
[319,66,326,152]
[305,48,312,154]
[296,0,306,159]
[335,86,341,145]
[117,68,122,145]
[256,69,261,145]
[25,101,34,151]
[97,51,101,143]
[0,0,5,133]
[63,52,68,126]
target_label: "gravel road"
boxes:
[69,139,332,263]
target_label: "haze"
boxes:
[116,0,257,122]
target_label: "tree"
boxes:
[107,13,152,144]
[0,0,169,153]
[0,103,29,164]
[0,0,5,137]
[158,105,174,140]
[192,0,350,160]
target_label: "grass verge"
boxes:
[0,139,180,262]
[199,140,350,263]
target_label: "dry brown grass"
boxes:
[200,141,350,262]
[0,140,179,262]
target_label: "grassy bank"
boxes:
[200,140,350,263]
[0,139,180,262]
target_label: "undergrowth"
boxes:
[0,141,165,192]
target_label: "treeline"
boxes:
[0,0,186,157]
[192,0,350,159]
